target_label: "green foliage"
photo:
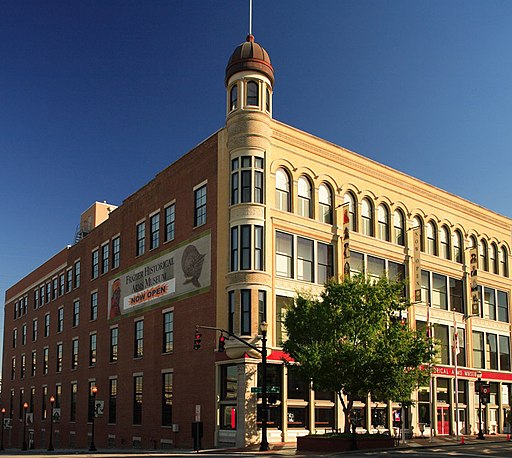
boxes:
[283,273,434,411]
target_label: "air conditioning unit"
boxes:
[172,424,179,432]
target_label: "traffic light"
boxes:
[194,331,202,350]
[218,334,226,352]
[480,383,491,405]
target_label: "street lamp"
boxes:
[89,386,98,452]
[1,407,6,451]
[21,402,28,451]
[48,395,55,451]
[476,371,485,440]
[259,321,270,452]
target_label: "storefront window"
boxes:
[220,365,238,430]
[287,407,308,428]
[315,407,334,430]
[257,364,282,429]
[437,378,450,404]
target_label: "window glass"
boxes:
[317,243,334,284]
[361,198,373,236]
[162,372,173,426]
[344,193,356,231]
[440,226,450,259]
[394,210,405,246]
[150,213,160,250]
[165,204,175,242]
[377,205,389,241]
[194,185,207,226]
[367,255,385,281]
[254,226,263,270]
[247,81,259,106]
[426,221,437,255]
[432,274,447,310]
[501,247,509,277]
[480,239,489,271]
[163,311,174,353]
[297,237,313,282]
[112,236,120,268]
[491,244,499,274]
[500,335,511,371]
[453,230,463,263]
[276,232,293,278]
[318,184,332,224]
[498,291,509,323]
[241,290,251,335]
[240,225,251,270]
[434,324,449,364]
[413,216,424,252]
[136,222,145,256]
[350,251,364,275]
[275,168,290,212]
[484,287,496,321]
[487,333,498,369]
[449,278,464,314]
[473,331,484,369]
[298,177,312,218]
[230,84,238,111]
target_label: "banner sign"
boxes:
[342,205,351,278]
[412,228,422,302]
[469,247,479,315]
[108,233,211,318]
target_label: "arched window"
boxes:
[298,176,312,218]
[453,230,463,263]
[318,183,332,224]
[393,209,405,246]
[440,226,450,260]
[490,243,499,274]
[275,168,291,212]
[413,216,424,252]
[501,247,509,277]
[230,85,238,111]
[265,86,271,112]
[344,193,357,231]
[247,81,259,107]
[361,198,374,237]
[470,235,477,250]
[377,204,390,241]
[479,239,489,272]
[426,221,437,255]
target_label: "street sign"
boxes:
[251,386,280,394]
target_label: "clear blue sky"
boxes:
[1,0,512,344]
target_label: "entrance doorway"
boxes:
[437,406,450,435]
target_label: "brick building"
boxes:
[3,33,512,450]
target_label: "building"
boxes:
[3,32,512,450]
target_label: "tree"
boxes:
[282,273,434,433]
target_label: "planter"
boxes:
[297,434,396,452]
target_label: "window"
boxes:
[501,247,509,277]
[377,204,390,241]
[20,354,26,379]
[317,243,334,284]
[73,300,80,327]
[228,291,235,334]
[52,278,58,300]
[367,255,385,282]
[440,226,450,259]
[276,231,293,278]
[74,260,81,288]
[456,328,466,367]
[102,243,109,274]
[46,283,51,303]
[133,375,143,425]
[12,328,17,348]
[254,226,263,270]
[134,320,144,358]
[240,225,251,270]
[194,184,207,226]
[91,249,99,279]
[165,204,175,242]
[434,324,449,365]
[317,183,332,224]
[59,273,65,296]
[297,176,312,218]
[150,213,160,250]
[241,156,252,203]
[394,209,405,246]
[480,239,489,271]
[500,335,511,371]
[484,287,496,320]
[344,192,357,231]
[498,291,509,323]
[57,307,64,332]
[230,84,238,111]
[220,365,238,430]
[10,357,15,380]
[90,291,98,321]
[275,168,291,211]
[361,198,374,236]
[43,347,49,375]
[247,80,259,106]
[41,385,48,420]
[109,378,117,424]
[136,222,145,256]
[473,331,484,369]
[449,278,464,314]
[162,372,173,426]
[44,313,50,337]
[66,269,72,292]
[56,343,63,372]
[21,324,27,345]
[258,290,267,328]
[89,333,97,366]
[230,227,238,271]
[70,382,77,422]
[453,230,463,263]
[34,288,39,308]
[255,157,264,203]
[71,339,79,369]
[112,236,120,268]
[426,221,437,255]
[110,327,119,362]
[297,237,314,282]
[163,311,174,353]
[432,273,447,310]
[241,290,251,335]
[491,243,499,274]
[265,86,271,112]
[488,333,498,370]
[31,351,36,377]
[231,158,239,204]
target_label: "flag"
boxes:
[426,303,431,339]
[453,313,460,355]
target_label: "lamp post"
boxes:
[48,395,55,451]
[1,407,5,451]
[259,321,270,452]
[21,402,28,451]
[476,371,485,440]
[89,386,98,452]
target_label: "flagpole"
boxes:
[453,312,460,441]
[427,303,433,442]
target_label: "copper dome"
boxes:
[225,35,274,86]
